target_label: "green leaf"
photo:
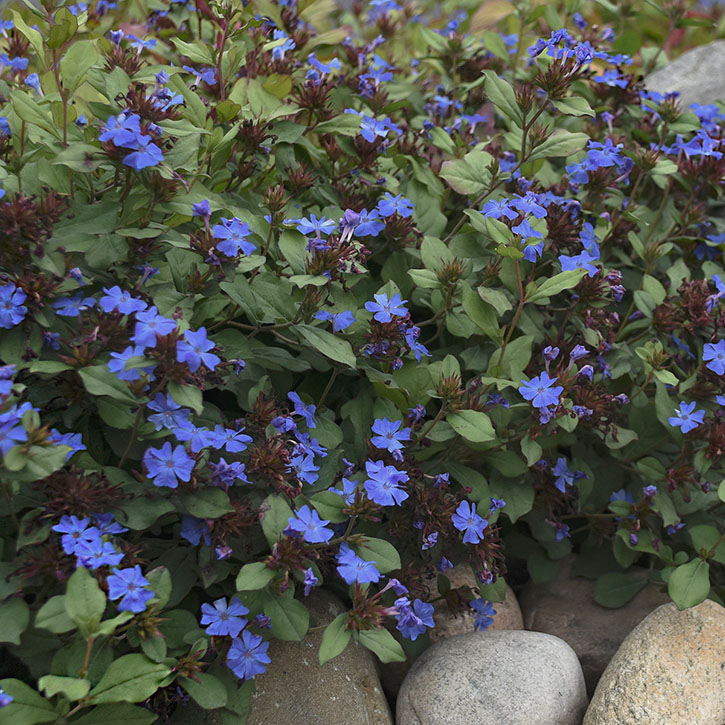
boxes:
[528,269,587,302]
[667,559,710,610]
[10,91,61,140]
[171,38,215,64]
[236,561,276,591]
[10,11,44,62]
[78,366,138,404]
[0,679,57,725]
[461,284,501,342]
[60,40,97,95]
[89,654,170,704]
[65,566,106,639]
[447,410,496,443]
[0,598,30,645]
[490,479,534,522]
[260,494,294,547]
[520,434,542,467]
[262,592,309,641]
[653,369,678,386]
[440,157,489,195]
[652,492,678,527]
[71,703,158,725]
[38,675,90,701]
[319,613,351,665]
[144,566,172,608]
[353,537,401,574]
[551,96,595,117]
[477,287,512,316]
[357,628,406,663]
[309,490,349,523]
[167,381,203,415]
[95,611,134,636]
[180,673,228,710]
[180,488,234,519]
[527,131,590,162]
[297,324,356,368]
[689,525,725,564]
[594,572,647,608]
[482,70,523,126]
[36,595,76,634]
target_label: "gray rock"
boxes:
[396,630,588,725]
[646,40,725,108]
[519,557,669,693]
[584,599,725,725]
[247,591,392,725]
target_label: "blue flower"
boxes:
[552,457,576,493]
[127,34,156,50]
[210,425,252,453]
[192,199,211,218]
[287,453,320,485]
[511,192,547,219]
[177,327,221,372]
[52,293,95,317]
[395,598,435,640]
[174,423,215,453]
[132,306,176,347]
[94,513,128,536]
[212,218,256,257]
[703,340,725,375]
[377,193,414,218]
[518,372,564,408]
[336,542,381,585]
[364,459,409,505]
[706,274,725,311]
[226,630,271,680]
[182,65,217,85]
[353,209,386,237]
[365,293,408,323]
[490,497,506,512]
[0,415,27,455]
[330,477,358,506]
[147,393,191,431]
[452,500,488,544]
[303,567,318,596]
[469,599,496,631]
[99,286,146,315]
[47,430,86,460]
[314,310,356,332]
[481,198,517,220]
[371,418,411,452]
[201,596,249,637]
[209,458,249,487]
[286,505,334,543]
[293,431,327,458]
[270,28,295,60]
[75,538,124,570]
[0,687,13,707]
[668,401,705,434]
[288,213,337,237]
[404,325,430,362]
[593,68,628,88]
[52,515,100,555]
[288,392,317,428]
[143,442,195,488]
[107,565,154,613]
[181,516,211,546]
[559,250,598,277]
[108,345,155,382]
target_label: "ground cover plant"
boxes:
[0,0,723,720]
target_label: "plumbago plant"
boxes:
[0,0,724,719]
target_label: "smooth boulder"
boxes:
[247,591,393,725]
[584,599,725,724]
[397,630,588,725]
[519,558,669,692]
[646,40,725,108]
